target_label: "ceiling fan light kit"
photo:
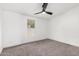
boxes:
[42,12,45,14]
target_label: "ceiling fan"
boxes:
[35,3,53,15]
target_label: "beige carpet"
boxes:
[1,39,79,56]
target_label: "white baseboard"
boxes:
[3,38,47,48]
[49,38,79,47]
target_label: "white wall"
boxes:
[49,6,79,47]
[0,9,3,53]
[26,16,48,42]
[2,10,48,48]
[2,11,26,48]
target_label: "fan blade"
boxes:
[42,3,48,11]
[34,11,43,15]
[42,3,48,9]
[45,11,53,15]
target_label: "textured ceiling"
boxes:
[0,3,79,19]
